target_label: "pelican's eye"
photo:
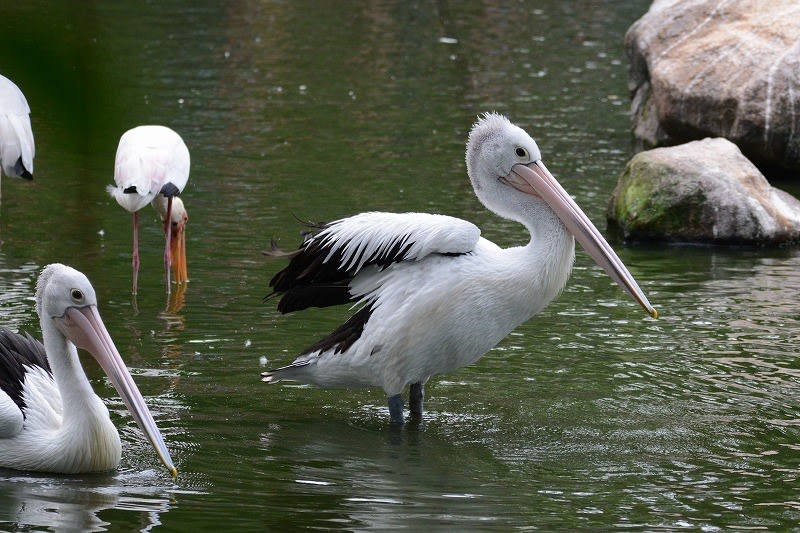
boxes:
[515,147,529,159]
[70,289,84,302]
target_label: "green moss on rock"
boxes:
[607,138,800,245]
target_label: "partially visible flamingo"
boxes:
[107,125,189,295]
[0,74,35,198]
[0,263,177,476]
[262,113,657,425]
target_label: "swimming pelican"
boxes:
[107,125,190,295]
[0,263,177,476]
[262,113,657,425]
[0,74,35,198]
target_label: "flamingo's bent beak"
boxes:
[170,209,188,285]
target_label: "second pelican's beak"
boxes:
[506,160,657,319]
[55,305,178,479]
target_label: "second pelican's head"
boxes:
[465,112,657,319]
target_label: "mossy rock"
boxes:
[607,138,800,245]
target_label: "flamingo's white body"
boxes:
[0,264,176,476]
[262,113,656,424]
[0,74,35,197]
[107,125,189,294]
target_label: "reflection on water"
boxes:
[0,256,39,331]
[0,473,175,532]
[243,418,519,530]
[162,282,188,317]
[2,0,800,530]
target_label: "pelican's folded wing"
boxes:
[269,212,481,313]
[0,330,50,438]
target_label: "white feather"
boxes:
[108,125,190,213]
[0,74,34,179]
[0,389,23,438]
[317,212,481,272]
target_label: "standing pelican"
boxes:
[0,264,177,476]
[0,74,35,198]
[262,113,657,425]
[107,125,190,295]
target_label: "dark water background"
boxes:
[0,1,798,530]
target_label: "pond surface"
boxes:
[1,1,799,530]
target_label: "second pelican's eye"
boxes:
[515,147,528,159]
[71,289,84,301]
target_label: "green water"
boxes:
[0,1,798,530]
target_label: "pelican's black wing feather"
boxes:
[0,328,50,413]
[266,212,481,314]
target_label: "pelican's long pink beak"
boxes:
[55,305,178,478]
[507,161,657,319]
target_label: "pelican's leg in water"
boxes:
[388,394,404,425]
[409,382,424,418]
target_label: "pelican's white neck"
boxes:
[39,315,114,426]
[41,318,86,397]
[37,314,121,473]
[519,202,576,305]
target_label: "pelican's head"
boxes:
[465,113,657,319]
[466,112,544,223]
[35,264,179,478]
[36,264,98,320]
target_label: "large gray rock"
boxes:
[626,0,800,173]
[607,138,800,245]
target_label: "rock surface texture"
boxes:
[626,0,800,173]
[607,138,800,245]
